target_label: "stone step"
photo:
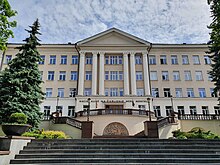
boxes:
[10,157,220,164]
[9,163,220,165]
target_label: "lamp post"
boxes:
[170,95,175,123]
[87,98,91,121]
[147,97,151,121]
[56,95,59,112]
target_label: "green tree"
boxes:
[0,0,17,50]
[0,19,44,128]
[207,0,220,99]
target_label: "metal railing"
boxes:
[52,117,82,129]
[178,114,220,120]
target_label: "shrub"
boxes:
[9,113,27,124]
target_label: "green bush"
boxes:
[9,113,27,124]
[22,129,67,139]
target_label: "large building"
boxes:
[0,28,218,136]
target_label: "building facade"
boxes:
[0,28,218,136]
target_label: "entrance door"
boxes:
[105,105,123,114]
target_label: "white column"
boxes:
[143,52,151,95]
[92,52,98,95]
[99,52,105,95]
[0,50,3,71]
[123,52,129,95]
[78,51,85,96]
[130,52,137,95]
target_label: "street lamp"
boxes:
[170,95,175,123]
[147,97,151,121]
[87,98,91,121]
[56,95,59,112]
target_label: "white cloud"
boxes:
[8,0,212,44]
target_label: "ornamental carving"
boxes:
[103,122,129,136]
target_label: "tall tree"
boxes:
[0,0,17,50]
[207,0,220,100]
[0,19,44,128]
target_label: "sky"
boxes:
[8,0,212,44]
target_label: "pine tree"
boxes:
[0,19,44,128]
[207,0,220,100]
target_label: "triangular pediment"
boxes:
[77,28,151,47]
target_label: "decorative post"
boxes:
[87,98,91,121]
[147,97,151,121]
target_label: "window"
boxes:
[110,88,118,96]
[173,71,180,81]
[135,55,142,64]
[69,88,77,97]
[182,55,189,64]
[171,55,178,64]
[71,71,77,80]
[150,71,158,80]
[198,88,206,98]
[162,71,169,81]
[85,71,92,80]
[59,71,66,81]
[56,106,63,114]
[177,106,185,115]
[184,71,192,81]
[39,55,45,64]
[195,71,203,81]
[207,73,212,81]
[48,71,55,80]
[165,106,172,116]
[119,71,123,80]
[160,55,167,64]
[105,88,109,96]
[164,88,171,97]
[214,106,220,115]
[152,88,159,97]
[84,88,91,96]
[202,106,209,115]
[110,71,118,80]
[40,71,43,80]
[68,106,75,117]
[190,106,197,115]
[5,55,12,64]
[46,88,52,98]
[119,88,124,96]
[105,56,109,64]
[49,55,56,64]
[210,88,217,97]
[60,55,67,64]
[44,106,50,119]
[109,55,123,65]
[153,106,161,117]
[187,88,194,97]
[136,71,143,80]
[137,88,144,96]
[58,88,64,98]
[204,55,211,64]
[72,55,78,64]
[118,56,123,64]
[85,55,92,64]
[149,55,156,64]
[139,105,146,110]
[192,55,200,64]
[175,88,183,97]
[105,71,109,80]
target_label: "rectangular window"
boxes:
[85,71,92,80]
[187,88,194,97]
[60,55,67,64]
[110,56,122,65]
[202,106,209,115]
[207,73,212,81]
[49,55,56,64]
[165,106,172,116]
[58,88,64,98]
[118,56,123,64]
[40,71,43,80]
[149,55,156,64]
[85,55,92,64]
[5,55,12,64]
[110,88,118,96]
[150,71,158,80]
[162,71,169,81]
[190,106,197,115]
[184,71,192,81]
[139,105,146,110]
[119,88,124,96]
[182,55,189,64]
[204,55,211,64]
[171,55,178,64]
[44,106,51,119]
[69,88,77,97]
[160,55,167,64]
[137,88,144,96]
[152,88,159,97]
[214,106,220,115]
[119,71,123,80]
[105,71,109,80]
[46,88,52,98]
[71,71,78,80]
[210,88,217,97]
[56,106,63,114]
[153,106,161,117]
[136,71,143,80]
[68,106,75,117]
[105,88,109,96]
[59,71,66,81]
[198,88,206,98]
[105,55,109,64]
[135,55,142,64]
[195,71,203,81]
[48,71,55,80]
[84,88,91,96]
[164,88,171,97]
[110,71,118,80]
[39,55,45,64]
[192,55,200,64]
[177,106,185,115]
[173,71,180,81]
[175,88,182,97]
[72,55,78,64]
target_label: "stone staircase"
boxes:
[10,139,220,164]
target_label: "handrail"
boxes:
[178,114,220,120]
[157,116,175,128]
[52,117,82,129]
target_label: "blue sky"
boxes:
[8,0,211,44]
